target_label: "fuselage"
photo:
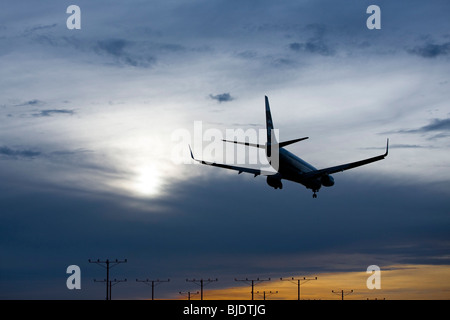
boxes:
[276,148,334,191]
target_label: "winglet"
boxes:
[188,144,195,160]
[384,138,389,157]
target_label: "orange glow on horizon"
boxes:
[171,264,450,300]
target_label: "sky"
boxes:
[0,0,449,300]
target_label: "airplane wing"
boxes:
[189,145,276,177]
[303,139,389,179]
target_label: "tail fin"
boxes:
[265,95,278,146]
[265,96,308,154]
[265,95,278,159]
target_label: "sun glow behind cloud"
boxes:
[134,165,162,196]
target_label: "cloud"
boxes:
[289,41,334,56]
[97,39,128,57]
[96,38,156,67]
[1,168,448,299]
[209,93,235,103]
[381,118,450,139]
[416,118,450,132]
[363,144,433,150]
[408,42,450,58]
[32,109,74,117]
[25,23,58,34]
[14,99,44,107]
[0,146,40,159]
[158,43,186,52]
[427,132,450,140]
[235,50,257,60]
[288,24,335,56]
[23,31,158,68]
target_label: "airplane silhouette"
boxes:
[190,96,388,198]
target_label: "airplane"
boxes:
[189,96,388,198]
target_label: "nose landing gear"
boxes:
[312,190,318,198]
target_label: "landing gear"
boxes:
[312,190,318,198]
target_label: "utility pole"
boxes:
[89,258,127,300]
[280,276,317,300]
[234,278,271,300]
[179,291,199,300]
[136,278,170,300]
[332,289,354,300]
[186,278,218,300]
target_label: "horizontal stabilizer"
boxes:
[222,137,308,149]
[221,139,265,148]
[278,137,309,148]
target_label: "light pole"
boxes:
[234,277,271,300]
[332,289,354,300]
[280,276,317,300]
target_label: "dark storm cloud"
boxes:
[408,42,450,58]
[1,168,449,299]
[209,93,235,103]
[0,146,41,159]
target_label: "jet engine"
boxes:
[321,174,335,187]
[266,176,283,189]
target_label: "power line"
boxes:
[234,277,271,300]
[186,278,218,300]
[136,278,170,300]
[88,258,127,300]
[332,289,354,300]
[280,276,317,300]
